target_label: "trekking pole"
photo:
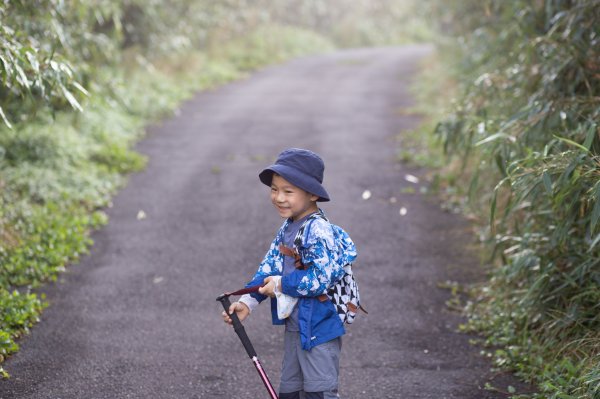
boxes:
[217,286,279,399]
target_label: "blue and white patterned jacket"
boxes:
[240,209,357,351]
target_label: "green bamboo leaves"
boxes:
[0,5,94,127]
[431,0,600,397]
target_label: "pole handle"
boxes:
[217,294,257,358]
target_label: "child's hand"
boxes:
[259,276,279,298]
[222,301,250,326]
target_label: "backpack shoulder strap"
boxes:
[293,210,328,249]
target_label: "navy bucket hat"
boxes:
[259,148,330,202]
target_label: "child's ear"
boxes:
[310,194,319,202]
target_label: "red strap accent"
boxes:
[279,244,305,270]
[347,302,358,312]
[226,284,265,296]
[279,244,297,258]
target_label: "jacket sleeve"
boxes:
[280,219,344,297]
[242,227,285,307]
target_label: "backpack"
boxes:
[282,211,367,324]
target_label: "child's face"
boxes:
[270,174,319,221]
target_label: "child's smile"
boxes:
[270,174,319,221]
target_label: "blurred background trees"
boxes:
[0,0,429,128]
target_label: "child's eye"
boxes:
[285,190,294,194]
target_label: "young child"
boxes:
[222,148,357,399]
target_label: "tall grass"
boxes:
[420,1,600,397]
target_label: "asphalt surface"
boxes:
[0,46,524,398]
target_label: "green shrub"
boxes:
[0,289,46,339]
[425,0,600,397]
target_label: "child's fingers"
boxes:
[263,276,274,284]
[258,281,271,294]
[222,310,233,325]
[221,302,248,326]
[259,279,276,297]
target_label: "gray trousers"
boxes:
[279,331,341,399]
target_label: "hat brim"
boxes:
[259,165,330,202]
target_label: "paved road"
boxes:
[0,46,521,398]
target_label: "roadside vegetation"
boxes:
[0,0,428,376]
[406,1,599,398]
